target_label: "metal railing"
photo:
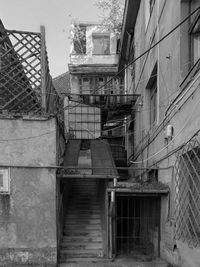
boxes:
[174,136,200,247]
[69,93,139,109]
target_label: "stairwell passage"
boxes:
[59,179,104,263]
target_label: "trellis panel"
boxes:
[0,20,61,117]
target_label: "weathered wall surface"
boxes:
[0,116,57,166]
[131,0,200,266]
[0,116,58,266]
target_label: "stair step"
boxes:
[59,179,104,263]
[62,236,103,242]
[65,215,101,219]
[67,206,101,210]
[60,249,103,258]
[59,257,107,264]
[64,224,101,230]
[63,231,102,237]
[65,219,101,225]
[61,242,103,250]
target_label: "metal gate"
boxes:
[111,196,160,258]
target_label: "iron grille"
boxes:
[116,196,160,257]
[174,137,200,247]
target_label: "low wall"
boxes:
[0,168,57,266]
[0,116,58,266]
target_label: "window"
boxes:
[146,64,157,127]
[145,0,156,29]
[150,80,157,126]
[150,0,156,14]
[189,11,200,66]
[174,143,200,247]
[73,25,86,54]
[0,168,10,194]
[92,34,110,55]
[80,76,91,94]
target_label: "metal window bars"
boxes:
[174,137,200,247]
[0,20,61,116]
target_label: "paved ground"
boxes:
[59,257,170,267]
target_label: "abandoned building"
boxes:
[1,0,200,266]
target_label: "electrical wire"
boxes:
[93,6,200,94]
[1,7,200,144]
[130,85,200,164]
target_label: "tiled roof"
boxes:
[53,71,71,97]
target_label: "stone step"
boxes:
[65,211,101,216]
[61,242,103,250]
[64,224,102,230]
[65,219,101,225]
[62,236,103,242]
[60,249,103,258]
[59,257,107,264]
[63,231,102,237]
[66,206,101,210]
[66,214,101,219]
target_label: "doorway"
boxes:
[110,195,161,259]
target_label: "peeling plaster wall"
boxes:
[0,117,57,266]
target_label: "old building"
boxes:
[0,20,65,266]
[118,0,200,266]
[55,18,169,265]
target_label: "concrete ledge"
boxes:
[0,247,57,266]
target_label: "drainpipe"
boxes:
[109,177,117,259]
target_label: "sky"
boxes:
[0,0,100,78]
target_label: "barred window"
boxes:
[174,145,200,247]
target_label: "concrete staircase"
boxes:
[59,179,104,263]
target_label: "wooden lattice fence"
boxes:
[0,20,61,115]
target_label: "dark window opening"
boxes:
[146,64,157,128]
[148,169,158,183]
[150,81,157,126]
[73,25,86,54]
[150,0,156,14]
[189,11,200,66]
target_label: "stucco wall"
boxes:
[0,117,56,166]
[70,24,118,66]
[0,116,58,266]
[130,0,200,266]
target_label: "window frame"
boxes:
[189,10,200,66]
[149,79,157,127]
[92,34,110,55]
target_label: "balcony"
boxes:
[70,93,139,112]
[70,53,119,66]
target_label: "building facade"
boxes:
[119,1,200,266]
